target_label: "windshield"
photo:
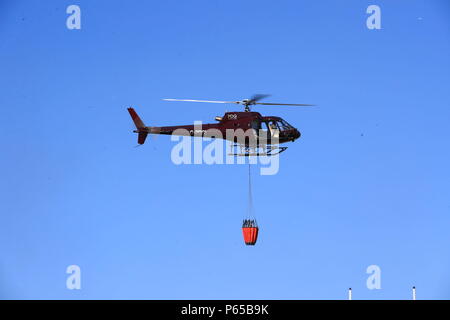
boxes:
[279,120,293,130]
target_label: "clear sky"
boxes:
[0,0,449,300]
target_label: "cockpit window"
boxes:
[279,120,293,130]
[251,120,261,130]
[268,121,279,130]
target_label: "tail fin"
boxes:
[128,107,145,129]
[127,107,148,145]
[138,132,148,145]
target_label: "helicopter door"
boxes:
[251,120,261,132]
[260,121,279,141]
[268,121,280,140]
[260,122,270,141]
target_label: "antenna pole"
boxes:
[412,286,416,300]
[348,288,352,300]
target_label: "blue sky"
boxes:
[0,0,449,299]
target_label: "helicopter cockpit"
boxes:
[251,118,294,139]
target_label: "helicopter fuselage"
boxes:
[135,111,301,145]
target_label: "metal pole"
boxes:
[348,288,352,300]
[412,286,416,300]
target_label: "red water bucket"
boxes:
[242,219,258,245]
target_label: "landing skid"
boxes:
[228,144,287,157]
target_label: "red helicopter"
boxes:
[127,94,314,156]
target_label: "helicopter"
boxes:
[127,94,314,156]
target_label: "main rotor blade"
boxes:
[249,94,271,103]
[163,99,239,104]
[255,102,316,106]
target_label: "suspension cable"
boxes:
[247,163,255,224]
